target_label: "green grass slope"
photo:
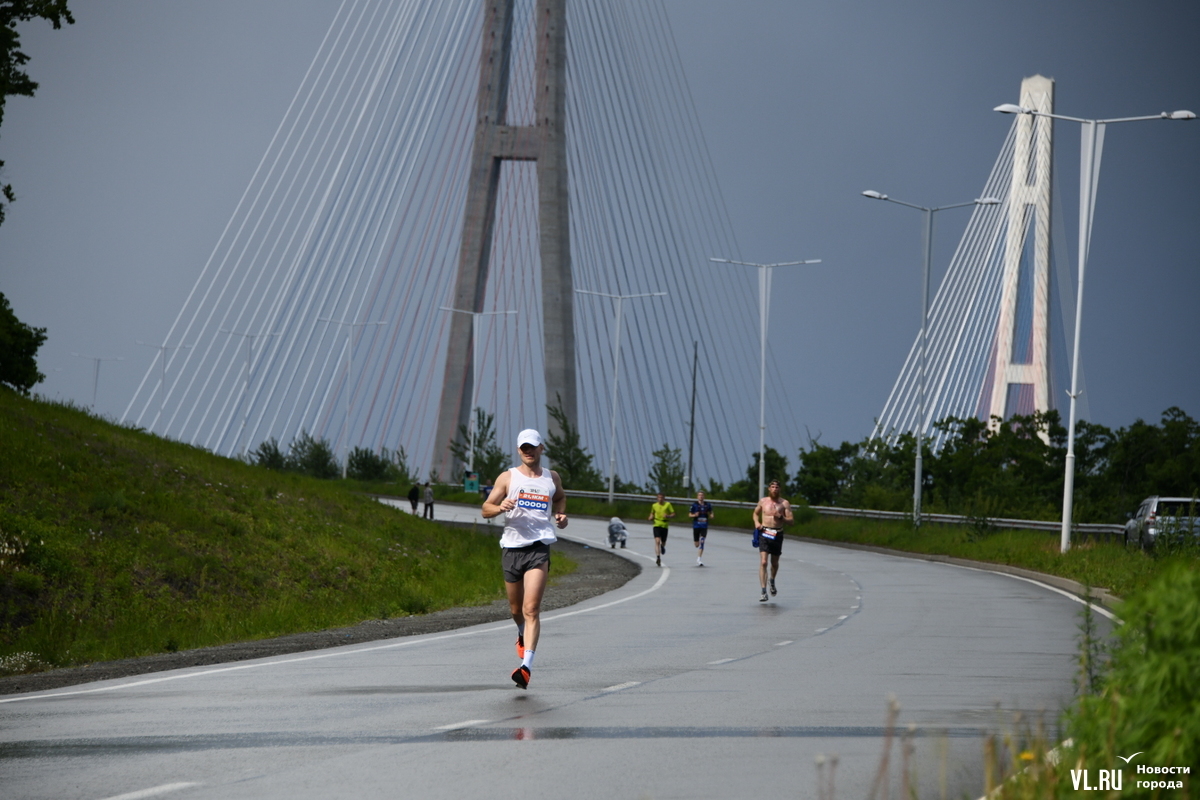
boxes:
[0,389,532,674]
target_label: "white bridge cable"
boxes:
[874,119,1020,446]
[194,0,421,450]
[127,0,798,487]
[179,0,395,442]
[121,0,358,431]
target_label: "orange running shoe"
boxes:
[511,665,531,689]
[515,634,525,659]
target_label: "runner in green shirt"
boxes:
[647,492,675,567]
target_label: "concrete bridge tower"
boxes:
[982,75,1055,423]
[434,0,573,478]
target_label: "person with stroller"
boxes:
[607,516,628,549]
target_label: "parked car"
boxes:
[1125,496,1200,548]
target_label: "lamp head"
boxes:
[975,197,1001,205]
[994,103,1028,114]
[861,190,886,200]
[1168,110,1196,120]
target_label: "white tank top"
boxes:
[499,467,558,548]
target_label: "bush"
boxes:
[1066,563,1200,783]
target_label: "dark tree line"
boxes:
[786,408,1199,523]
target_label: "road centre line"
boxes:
[1,556,672,705]
[707,658,735,665]
[774,640,793,646]
[435,719,490,731]
[96,783,200,800]
[601,681,641,692]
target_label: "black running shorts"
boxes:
[653,526,668,542]
[692,527,707,543]
[502,542,552,583]
[758,528,783,556]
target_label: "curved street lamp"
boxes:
[994,102,1194,552]
[861,191,1000,526]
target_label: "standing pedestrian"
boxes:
[689,490,714,566]
[407,482,420,514]
[422,481,435,519]
[647,492,674,567]
[482,429,567,689]
[752,480,793,601]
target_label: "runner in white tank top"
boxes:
[482,429,567,689]
[499,467,558,548]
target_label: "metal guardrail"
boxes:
[567,489,1126,542]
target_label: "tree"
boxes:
[728,445,790,501]
[543,396,603,490]
[448,408,509,483]
[1,1,74,226]
[251,437,285,470]
[0,290,45,392]
[284,430,339,479]
[646,443,685,496]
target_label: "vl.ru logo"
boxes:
[1071,768,1123,791]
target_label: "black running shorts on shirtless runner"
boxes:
[758,528,783,556]
[502,541,552,583]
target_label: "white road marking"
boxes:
[774,640,793,646]
[1,558,672,705]
[937,562,1120,622]
[601,681,641,692]
[838,615,848,620]
[97,783,200,800]
[435,719,490,731]
[815,628,828,633]
[707,658,735,665]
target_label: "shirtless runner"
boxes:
[751,480,793,602]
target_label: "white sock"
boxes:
[522,649,535,669]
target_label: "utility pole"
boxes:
[71,353,124,409]
[685,340,698,489]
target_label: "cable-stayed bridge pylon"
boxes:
[122,0,806,487]
[875,75,1076,448]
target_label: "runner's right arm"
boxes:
[482,471,514,518]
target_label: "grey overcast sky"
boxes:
[1,0,1197,452]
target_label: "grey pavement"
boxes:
[0,509,1108,800]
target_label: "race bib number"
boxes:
[760,528,778,540]
[516,491,551,514]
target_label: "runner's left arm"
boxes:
[550,470,568,529]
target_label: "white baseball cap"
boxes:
[517,429,543,448]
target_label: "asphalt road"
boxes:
[0,510,1109,800]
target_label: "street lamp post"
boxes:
[994,102,1194,552]
[438,307,516,475]
[135,340,192,431]
[318,318,388,478]
[860,191,1000,526]
[575,289,666,504]
[710,257,821,500]
[219,328,281,455]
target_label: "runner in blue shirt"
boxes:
[689,490,714,567]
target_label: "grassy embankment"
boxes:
[418,487,1196,600]
[0,389,573,675]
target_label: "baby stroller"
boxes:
[607,517,628,549]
